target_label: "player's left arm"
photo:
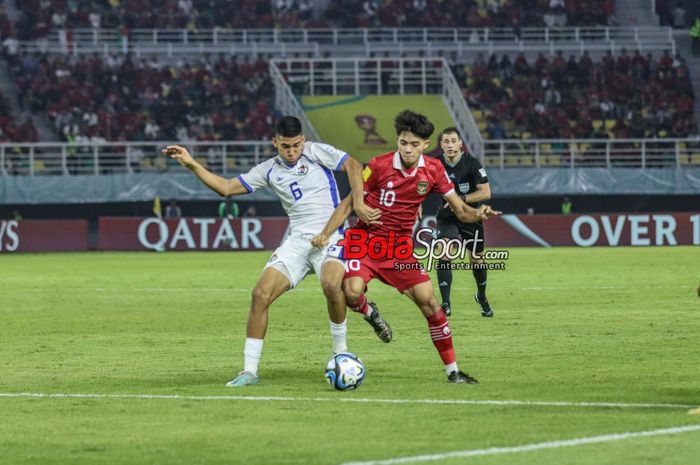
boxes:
[444,192,501,223]
[339,156,380,224]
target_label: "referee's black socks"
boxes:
[437,260,452,305]
[473,268,487,302]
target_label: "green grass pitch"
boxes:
[302,95,457,162]
[1,247,699,464]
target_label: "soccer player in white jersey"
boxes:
[163,116,389,387]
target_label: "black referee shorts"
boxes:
[436,217,485,254]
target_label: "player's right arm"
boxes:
[310,195,354,248]
[163,145,250,196]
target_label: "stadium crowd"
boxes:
[455,49,697,140]
[0,91,39,143]
[0,1,694,146]
[0,48,696,144]
[9,53,275,143]
[6,0,615,38]
[324,0,615,28]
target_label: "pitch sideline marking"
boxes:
[338,424,700,465]
[0,392,693,410]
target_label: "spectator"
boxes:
[656,0,673,26]
[2,35,19,66]
[165,199,182,218]
[126,145,144,173]
[561,197,572,214]
[244,205,257,218]
[486,118,507,139]
[673,2,686,28]
[691,18,700,57]
[219,196,240,219]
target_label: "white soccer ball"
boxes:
[325,352,366,391]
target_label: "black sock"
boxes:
[436,260,452,305]
[473,268,487,301]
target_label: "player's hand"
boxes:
[162,145,195,168]
[311,233,329,248]
[477,205,501,220]
[354,202,382,225]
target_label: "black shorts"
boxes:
[436,217,485,254]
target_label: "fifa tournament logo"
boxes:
[354,115,387,145]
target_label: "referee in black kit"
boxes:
[434,127,493,318]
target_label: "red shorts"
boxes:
[344,255,430,293]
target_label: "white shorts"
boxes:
[264,232,344,288]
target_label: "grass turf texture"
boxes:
[1,247,699,464]
[302,95,456,162]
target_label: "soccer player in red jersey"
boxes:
[313,110,500,383]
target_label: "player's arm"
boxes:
[163,145,249,196]
[443,191,501,223]
[464,182,491,203]
[465,163,491,203]
[310,195,354,248]
[338,156,380,224]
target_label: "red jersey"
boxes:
[356,151,455,237]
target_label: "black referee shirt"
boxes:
[436,152,489,221]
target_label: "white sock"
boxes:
[330,319,348,354]
[445,362,458,376]
[243,337,264,376]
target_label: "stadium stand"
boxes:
[324,0,616,28]
[9,0,277,36]
[6,0,615,38]
[0,90,39,143]
[454,49,696,140]
[8,53,275,142]
[0,0,695,171]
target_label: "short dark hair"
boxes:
[274,116,303,137]
[394,110,434,140]
[439,127,461,142]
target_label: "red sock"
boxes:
[427,310,456,365]
[348,293,370,315]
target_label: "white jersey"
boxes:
[237,141,348,236]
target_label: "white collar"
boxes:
[392,151,425,177]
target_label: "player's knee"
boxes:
[321,277,342,298]
[343,281,363,304]
[427,296,440,313]
[416,293,439,314]
[251,286,272,308]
